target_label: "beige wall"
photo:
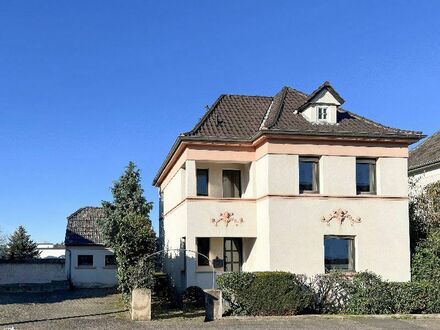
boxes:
[377,158,408,196]
[320,156,355,195]
[163,167,185,214]
[265,198,410,281]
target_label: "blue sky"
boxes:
[0,1,439,243]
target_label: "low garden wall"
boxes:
[0,259,67,286]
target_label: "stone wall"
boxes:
[0,259,67,285]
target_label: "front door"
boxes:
[224,238,242,272]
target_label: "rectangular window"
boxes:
[318,107,328,120]
[77,255,93,267]
[299,157,319,193]
[196,169,209,196]
[222,170,241,198]
[197,237,210,266]
[324,236,355,272]
[105,255,116,267]
[356,159,376,194]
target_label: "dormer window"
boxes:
[317,107,328,121]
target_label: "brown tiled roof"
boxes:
[188,94,272,139]
[64,207,105,246]
[409,130,440,171]
[153,82,424,185]
[185,84,421,140]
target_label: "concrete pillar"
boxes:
[131,288,151,321]
[204,289,222,321]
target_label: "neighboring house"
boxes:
[153,82,423,292]
[409,130,440,187]
[64,207,117,288]
[37,243,65,259]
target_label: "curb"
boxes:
[225,313,440,320]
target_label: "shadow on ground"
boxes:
[0,288,117,305]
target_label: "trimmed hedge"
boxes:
[218,271,440,316]
[217,272,312,316]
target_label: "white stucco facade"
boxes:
[65,246,117,288]
[158,138,413,292]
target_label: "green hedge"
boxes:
[344,272,440,315]
[218,271,440,316]
[217,272,312,316]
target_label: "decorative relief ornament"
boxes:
[212,211,243,227]
[321,208,361,225]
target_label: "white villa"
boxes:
[153,82,423,292]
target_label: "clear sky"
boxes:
[0,1,439,243]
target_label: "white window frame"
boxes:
[317,106,328,121]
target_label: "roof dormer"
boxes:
[300,81,344,124]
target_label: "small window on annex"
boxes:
[356,159,376,194]
[77,255,93,267]
[222,170,241,198]
[196,237,210,266]
[105,255,116,267]
[196,169,209,196]
[324,236,355,272]
[299,157,320,193]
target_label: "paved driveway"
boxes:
[1,289,439,329]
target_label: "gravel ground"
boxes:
[1,289,440,329]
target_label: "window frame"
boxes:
[104,254,116,267]
[299,157,320,194]
[77,255,94,268]
[317,106,328,121]
[196,237,210,267]
[324,235,356,273]
[196,168,209,196]
[222,169,242,198]
[356,158,377,195]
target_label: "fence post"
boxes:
[131,288,151,321]
[204,289,222,321]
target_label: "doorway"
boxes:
[224,238,242,272]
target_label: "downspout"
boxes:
[66,248,72,287]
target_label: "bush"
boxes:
[182,286,205,312]
[218,272,312,316]
[343,272,440,315]
[389,281,440,314]
[344,272,394,314]
[412,229,440,283]
[309,271,351,313]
